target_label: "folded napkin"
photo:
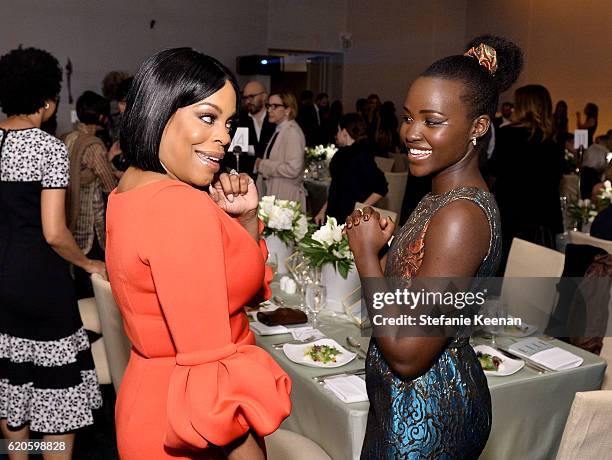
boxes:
[249,320,289,336]
[324,375,368,403]
[257,308,308,326]
[290,327,325,341]
[508,338,584,370]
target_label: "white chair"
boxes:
[355,201,397,223]
[374,156,395,172]
[560,174,579,201]
[502,238,566,323]
[91,273,132,392]
[568,230,612,254]
[78,297,112,385]
[377,171,408,216]
[600,337,612,390]
[392,152,409,172]
[266,429,331,460]
[556,391,612,460]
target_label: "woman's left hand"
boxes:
[209,172,259,217]
[345,207,395,260]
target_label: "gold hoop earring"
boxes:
[472,137,477,147]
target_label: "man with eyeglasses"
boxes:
[223,80,275,178]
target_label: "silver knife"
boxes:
[312,368,366,383]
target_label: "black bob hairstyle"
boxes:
[0,47,62,117]
[421,35,523,149]
[120,48,240,173]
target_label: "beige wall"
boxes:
[466,0,612,138]
[0,0,270,133]
[1,1,609,137]
[267,0,347,52]
[343,0,467,113]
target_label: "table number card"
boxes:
[229,127,249,153]
[574,129,589,149]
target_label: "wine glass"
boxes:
[306,283,327,329]
[267,252,278,275]
[483,298,506,346]
[292,260,313,311]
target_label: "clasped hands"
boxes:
[209,171,259,219]
[344,207,395,260]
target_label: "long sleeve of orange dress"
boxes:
[106,180,291,459]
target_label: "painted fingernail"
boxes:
[227,194,234,202]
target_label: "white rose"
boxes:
[268,207,293,230]
[259,196,276,217]
[276,199,290,208]
[294,215,309,241]
[313,225,334,247]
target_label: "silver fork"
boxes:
[272,335,318,350]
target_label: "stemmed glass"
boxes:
[306,283,327,329]
[289,258,312,311]
[483,298,506,346]
[267,252,278,275]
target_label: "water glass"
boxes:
[483,298,506,346]
[305,283,327,329]
[267,252,278,275]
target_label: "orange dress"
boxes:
[105,180,292,459]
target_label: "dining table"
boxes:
[255,282,607,460]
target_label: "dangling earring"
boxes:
[44,102,50,110]
[472,137,477,147]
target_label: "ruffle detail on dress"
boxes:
[164,343,291,450]
[0,327,90,367]
[0,369,103,433]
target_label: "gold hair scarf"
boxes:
[464,43,497,75]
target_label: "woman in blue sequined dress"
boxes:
[345,36,524,459]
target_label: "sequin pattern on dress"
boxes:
[361,187,501,460]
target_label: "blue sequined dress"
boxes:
[361,187,501,460]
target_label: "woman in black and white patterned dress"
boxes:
[0,47,104,458]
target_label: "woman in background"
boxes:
[63,90,118,298]
[345,35,523,458]
[315,113,388,225]
[255,91,306,210]
[106,48,291,459]
[489,84,564,271]
[0,47,104,459]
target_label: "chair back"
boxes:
[374,156,395,172]
[556,391,612,459]
[568,230,612,254]
[377,171,408,215]
[560,174,579,201]
[502,238,565,322]
[266,429,331,460]
[391,152,409,172]
[601,337,612,390]
[354,202,397,223]
[91,273,131,392]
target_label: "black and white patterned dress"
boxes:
[0,127,102,433]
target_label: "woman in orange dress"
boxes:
[105,48,291,459]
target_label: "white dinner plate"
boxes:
[473,344,525,377]
[283,338,356,368]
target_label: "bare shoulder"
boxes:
[418,199,490,277]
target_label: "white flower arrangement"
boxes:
[568,198,598,230]
[298,217,354,279]
[305,143,338,165]
[258,196,309,246]
[596,180,612,209]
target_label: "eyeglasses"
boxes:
[265,103,286,110]
[243,91,264,101]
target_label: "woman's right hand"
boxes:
[85,259,108,280]
[314,211,325,226]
